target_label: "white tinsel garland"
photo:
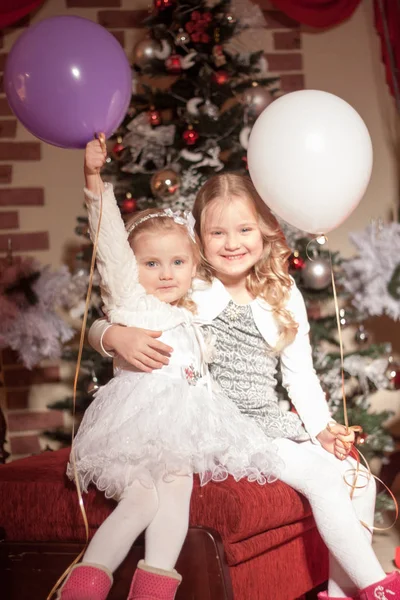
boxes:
[0,262,74,369]
[343,222,400,320]
[315,351,390,410]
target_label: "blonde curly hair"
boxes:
[125,208,200,314]
[192,173,298,350]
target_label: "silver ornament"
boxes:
[302,258,331,290]
[202,99,219,120]
[151,168,181,200]
[354,324,369,345]
[243,84,273,119]
[133,38,161,69]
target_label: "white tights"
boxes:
[83,441,384,596]
[274,438,385,597]
[83,474,193,573]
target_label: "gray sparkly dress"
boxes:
[203,300,309,441]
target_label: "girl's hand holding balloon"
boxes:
[317,422,355,461]
[85,135,107,175]
[84,134,107,194]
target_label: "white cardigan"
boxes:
[89,276,332,439]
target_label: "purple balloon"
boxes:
[4,16,132,148]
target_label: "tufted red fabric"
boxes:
[317,592,353,599]
[0,448,314,560]
[0,448,328,598]
[359,572,400,600]
[56,564,112,600]
[0,447,329,598]
[128,561,180,599]
[230,525,328,599]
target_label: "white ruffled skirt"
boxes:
[67,370,282,498]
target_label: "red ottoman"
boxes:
[0,448,328,599]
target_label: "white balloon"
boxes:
[247,90,373,234]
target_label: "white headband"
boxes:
[127,208,196,243]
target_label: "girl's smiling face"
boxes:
[202,194,264,284]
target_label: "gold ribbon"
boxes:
[308,237,398,532]
[46,163,104,599]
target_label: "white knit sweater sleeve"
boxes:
[84,183,188,330]
[84,182,144,316]
[280,282,332,438]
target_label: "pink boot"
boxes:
[55,562,113,600]
[127,560,182,600]
[318,592,353,599]
[359,572,400,599]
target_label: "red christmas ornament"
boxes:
[121,195,137,213]
[213,70,229,85]
[387,358,400,390]
[182,126,199,146]
[165,54,182,74]
[148,109,162,126]
[154,0,175,9]
[112,136,124,155]
[289,254,305,271]
[213,44,226,67]
[390,366,400,390]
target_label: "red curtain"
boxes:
[0,0,45,29]
[269,0,362,28]
[270,0,399,104]
[374,0,400,102]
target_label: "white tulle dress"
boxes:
[67,184,282,499]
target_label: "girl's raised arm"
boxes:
[84,182,143,316]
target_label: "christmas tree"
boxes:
[283,232,396,464]
[46,0,279,437]
[49,0,397,493]
[102,0,278,213]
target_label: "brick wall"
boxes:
[0,0,304,459]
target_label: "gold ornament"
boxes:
[150,169,181,199]
[133,38,161,69]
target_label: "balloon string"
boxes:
[328,250,349,431]
[46,171,104,600]
[324,240,398,529]
[344,446,399,532]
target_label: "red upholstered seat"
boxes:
[0,448,329,599]
[0,448,315,567]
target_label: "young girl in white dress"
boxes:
[90,172,400,600]
[56,140,281,600]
